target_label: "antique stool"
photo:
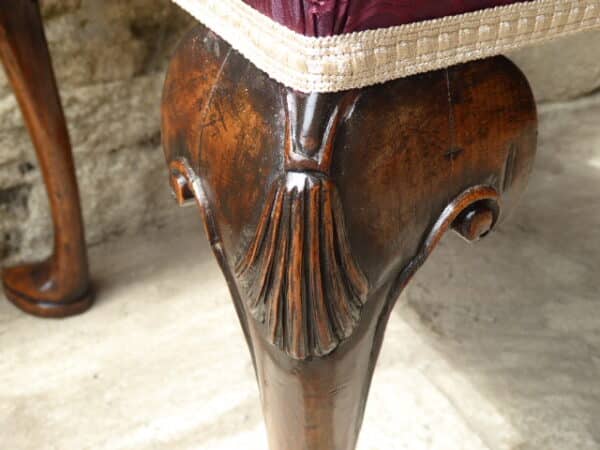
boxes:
[1,0,599,448]
[161,1,600,449]
[0,1,91,317]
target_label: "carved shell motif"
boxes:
[235,89,369,359]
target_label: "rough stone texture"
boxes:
[1,93,599,449]
[0,0,599,264]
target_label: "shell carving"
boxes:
[235,89,369,359]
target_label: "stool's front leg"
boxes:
[162,26,537,450]
[0,1,92,317]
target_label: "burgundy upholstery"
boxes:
[244,0,534,36]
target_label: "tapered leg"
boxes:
[161,25,537,450]
[0,1,92,317]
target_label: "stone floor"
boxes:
[1,92,600,450]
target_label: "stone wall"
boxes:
[0,0,599,264]
[0,0,193,264]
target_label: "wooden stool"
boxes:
[161,1,599,449]
[1,0,598,446]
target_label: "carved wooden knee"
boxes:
[161,25,536,450]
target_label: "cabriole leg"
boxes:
[161,25,537,450]
[0,1,92,317]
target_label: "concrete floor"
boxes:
[1,93,600,450]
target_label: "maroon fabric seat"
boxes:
[245,0,534,36]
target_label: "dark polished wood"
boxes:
[162,25,537,450]
[0,0,92,317]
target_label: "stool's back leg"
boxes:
[0,0,92,317]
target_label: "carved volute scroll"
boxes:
[161,24,538,450]
[234,89,368,359]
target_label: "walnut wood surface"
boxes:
[0,0,92,317]
[162,25,537,450]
